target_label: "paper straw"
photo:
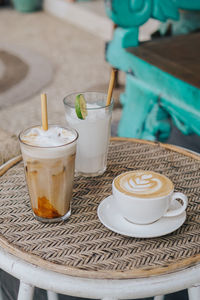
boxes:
[41,93,48,131]
[106,68,117,106]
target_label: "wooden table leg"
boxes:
[47,290,59,300]
[188,286,200,300]
[18,281,34,300]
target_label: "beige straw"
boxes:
[106,68,117,106]
[41,93,48,131]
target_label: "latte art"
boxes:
[124,174,162,194]
[114,170,173,198]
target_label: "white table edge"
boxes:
[0,246,199,299]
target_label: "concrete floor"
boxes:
[0,7,111,134]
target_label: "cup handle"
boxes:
[163,192,188,217]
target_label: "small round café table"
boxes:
[0,138,199,300]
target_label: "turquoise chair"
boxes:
[105,0,200,141]
[12,0,41,12]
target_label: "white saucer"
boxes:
[97,196,186,238]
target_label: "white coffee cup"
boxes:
[112,170,188,225]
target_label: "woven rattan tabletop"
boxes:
[0,138,200,279]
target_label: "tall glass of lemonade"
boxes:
[63,92,113,177]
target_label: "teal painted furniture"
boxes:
[12,0,42,12]
[105,0,200,141]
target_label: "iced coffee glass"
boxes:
[19,125,78,223]
[63,92,114,177]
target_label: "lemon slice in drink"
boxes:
[75,94,88,120]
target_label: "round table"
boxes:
[0,138,200,300]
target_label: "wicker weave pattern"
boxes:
[0,139,200,279]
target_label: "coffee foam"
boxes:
[21,126,75,147]
[19,126,77,159]
[114,170,173,198]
